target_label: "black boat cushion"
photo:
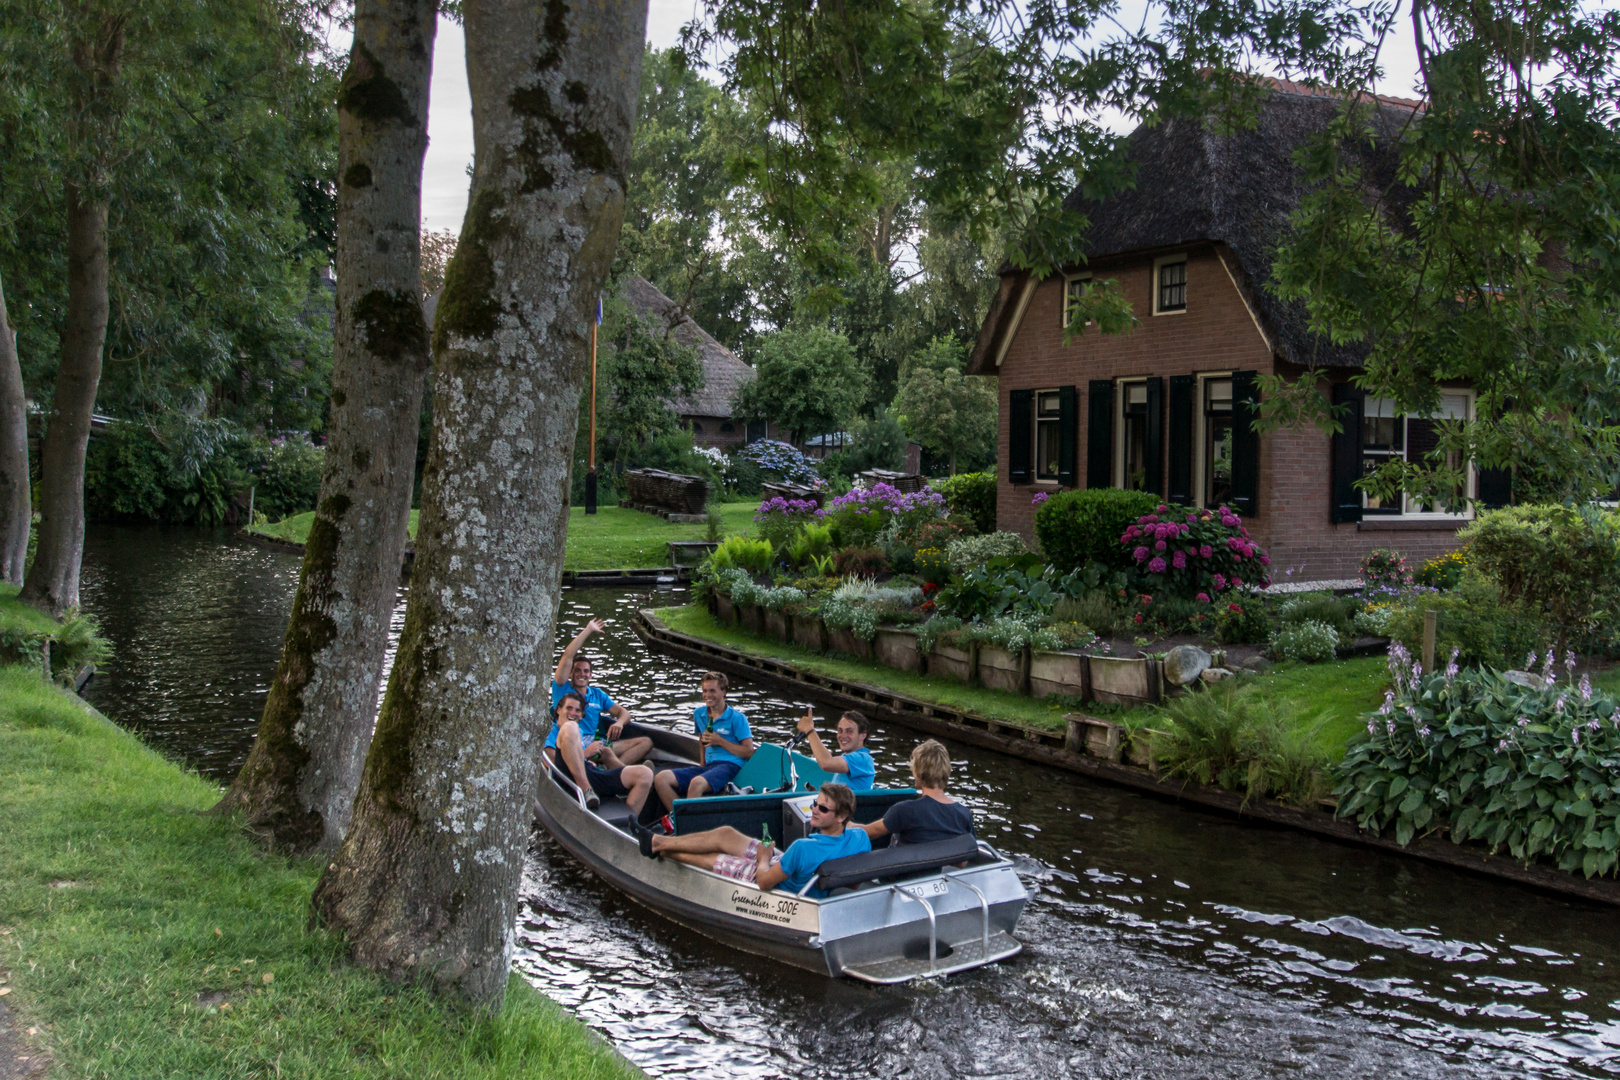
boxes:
[811,833,981,892]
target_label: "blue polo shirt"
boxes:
[827,748,875,792]
[691,704,752,766]
[548,681,616,750]
[776,829,871,898]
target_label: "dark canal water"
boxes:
[80,524,1620,1079]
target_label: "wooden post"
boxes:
[585,296,598,514]
[1422,609,1437,673]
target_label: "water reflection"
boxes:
[76,528,1620,1078]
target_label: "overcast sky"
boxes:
[417,1,1426,235]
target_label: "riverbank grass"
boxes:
[248,504,757,571]
[0,664,639,1080]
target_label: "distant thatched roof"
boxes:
[618,274,754,419]
[970,82,1421,373]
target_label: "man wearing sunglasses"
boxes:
[633,781,869,899]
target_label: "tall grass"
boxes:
[1154,685,1332,806]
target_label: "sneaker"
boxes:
[585,790,601,811]
[626,816,658,859]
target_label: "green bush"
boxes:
[1382,571,1541,669]
[1270,620,1340,662]
[246,436,325,521]
[1415,550,1468,590]
[1155,686,1330,806]
[706,536,774,576]
[1461,504,1620,638]
[943,531,1027,577]
[1335,651,1620,876]
[1213,599,1272,644]
[833,546,889,578]
[1274,591,1359,640]
[933,471,996,534]
[1053,591,1126,637]
[785,522,835,568]
[1035,488,1162,573]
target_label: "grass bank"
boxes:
[248,504,758,572]
[0,664,639,1080]
[657,602,1390,757]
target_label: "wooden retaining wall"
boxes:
[634,607,1620,909]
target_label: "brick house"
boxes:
[968,84,1502,582]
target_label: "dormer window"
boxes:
[1154,256,1187,315]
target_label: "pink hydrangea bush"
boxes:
[1120,503,1271,600]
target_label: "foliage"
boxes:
[1353,605,1396,638]
[706,535,775,576]
[1359,548,1413,590]
[1382,571,1541,670]
[824,481,946,549]
[914,614,965,655]
[1053,590,1127,638]
[936,555,1095,623]
[1030,621,1098,653]
[1155,686,1332,807]
[1214,600,1274,645]
[913,546,952,587]
[1122,504,1271,600]
[246,435,325,522]
[893,336,997,475]
[758,585,808,611]
[819,594,880,642]
[943,531,1027,578]
[960,614,1045,654]
[933,471,996,534]
[753,496,821,549]
[0,588,112,680]
[833,546,889,579]
[784,521,835,568]
[1274,591,1360,641]
[734,439,825,489]
[1416,550,1469,591]
[843,407,909,474]
[1035,488,1161,573]
[1334,645,1620,877]
[593,296,706,457]
[1460,505,1620,639]
[1270,620,1341,663]
[731,326,869,444]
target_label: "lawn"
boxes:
[248,504,759,571]
[658,602,1391,756]
[0,664,640,1080]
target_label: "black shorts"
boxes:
[585,762,632,799]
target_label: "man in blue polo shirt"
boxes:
[546,618,652,810]
[794,708,875,791]
[651,670,755,812]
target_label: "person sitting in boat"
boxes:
[795,708,875,791]
[636,781,869,899]
[548,692,656,814]
[652,671,756,810]
[860,740,974,847]
[549,618,653,780]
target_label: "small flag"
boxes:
[595,295,603,325]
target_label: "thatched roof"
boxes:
[618,273,754,419]
[970,82,1421,373]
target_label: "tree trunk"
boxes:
[216,0,436,853]
[20,183,108,615]
[310,0,646,1007]
[0,272,30,585]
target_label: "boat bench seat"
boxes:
[814,833,982,893]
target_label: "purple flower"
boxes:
[1212,573,1227,590]
[1133,545,1150,562]
[1199,544,1213,560]
[1418,725,1432,738]
[1526,651,1538,669]
[1031,491,1050,507]
[1580,674,1593,701]
[1148,557,1167,573]
[1172,550,1187,569]
[1260,554,1271,566]
[1154,540,1167,551]
[1221,514,1239,528]
[1196,592,1211,603]
[1496,739,1511,753]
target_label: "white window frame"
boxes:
[1113,378,1148,490]
[1033,388,1063,485]
[1191,371,1234,509]
[1152,254,1188,316]
[1062,272,1093,330]
[1361,390,1478,520]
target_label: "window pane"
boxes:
[1037,391,1061,417]
[1159,261,1186,311]
[1204,380,1233,506]
[1205,378,1232,410]
[1126,383,1147,406]
[1036,419,1061,478]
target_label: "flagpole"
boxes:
[585,295,599,514]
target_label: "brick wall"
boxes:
[991,244,1466,582]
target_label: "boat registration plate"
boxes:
[899,880,949,899]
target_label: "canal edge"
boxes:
[633,607,1620,909]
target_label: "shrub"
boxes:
[1461,504,1620,639]
[1120,503,1271,600]
[834,546,889,578]
[933,471,996,534]
[707,536,774,575]
[943,531,1027,577]
[1031,621,1098,652]
[735,439,825,489]
[1035,488,1161,572]
[1155,687,1330,806]
[784,522,835,568]
[937,555,1070,622]
[914,614,964,653]
[824,482,946,549]
[1334,645,1620,875]
[1381,571,1540,669]
[1353,606,1396,637]
[754,496,821,549]
[758,585,807,611]
[1130,594,1214,637]
[1053,591,1126,638]
[820,595,879,641]
[1270,620,1340,662]
[1213,600,1272,644]
[0,606,113,681]
[1415,549,1468,590]
[248,435,325,520]
[913,546,952,586]
[1359,548,1413,590]
[1274,591,1359,640]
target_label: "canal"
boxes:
[79,524,1620,1079]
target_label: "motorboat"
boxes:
[532,721,1029,983]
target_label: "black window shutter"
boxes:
[1330,382,1365,523]
[1086,380,1113,488]
[1144,376,1164,497]
[1476,467,1511,509]
[1167,375,1194,504]
[1057,385,1078,486]
[1008,389,1032,484]
[1231,369,1260,517]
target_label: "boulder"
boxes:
[1163,644,1212,687]
[1241,655,1272,673]
[1200,667,1234,684]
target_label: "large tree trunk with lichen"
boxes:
[215,0,436,853]
[310,0,646,1007]
[21,183,108,615]
[0,273,30,585]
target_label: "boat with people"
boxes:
[531,717,1030,983]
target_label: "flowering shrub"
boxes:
[753,496,822,548]
[944,531,1028,577]
[825,482,946,548]
[1270,619,1340,662]
[1415,549,1468,590]
[914,546,952,586]
[1334,644,1620,877]
[1121,504,1270,598]
[1359,547,1412,590]
[1213,600,1272,644]
[735,439,825,489]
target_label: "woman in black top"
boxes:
[860,739,974,846]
